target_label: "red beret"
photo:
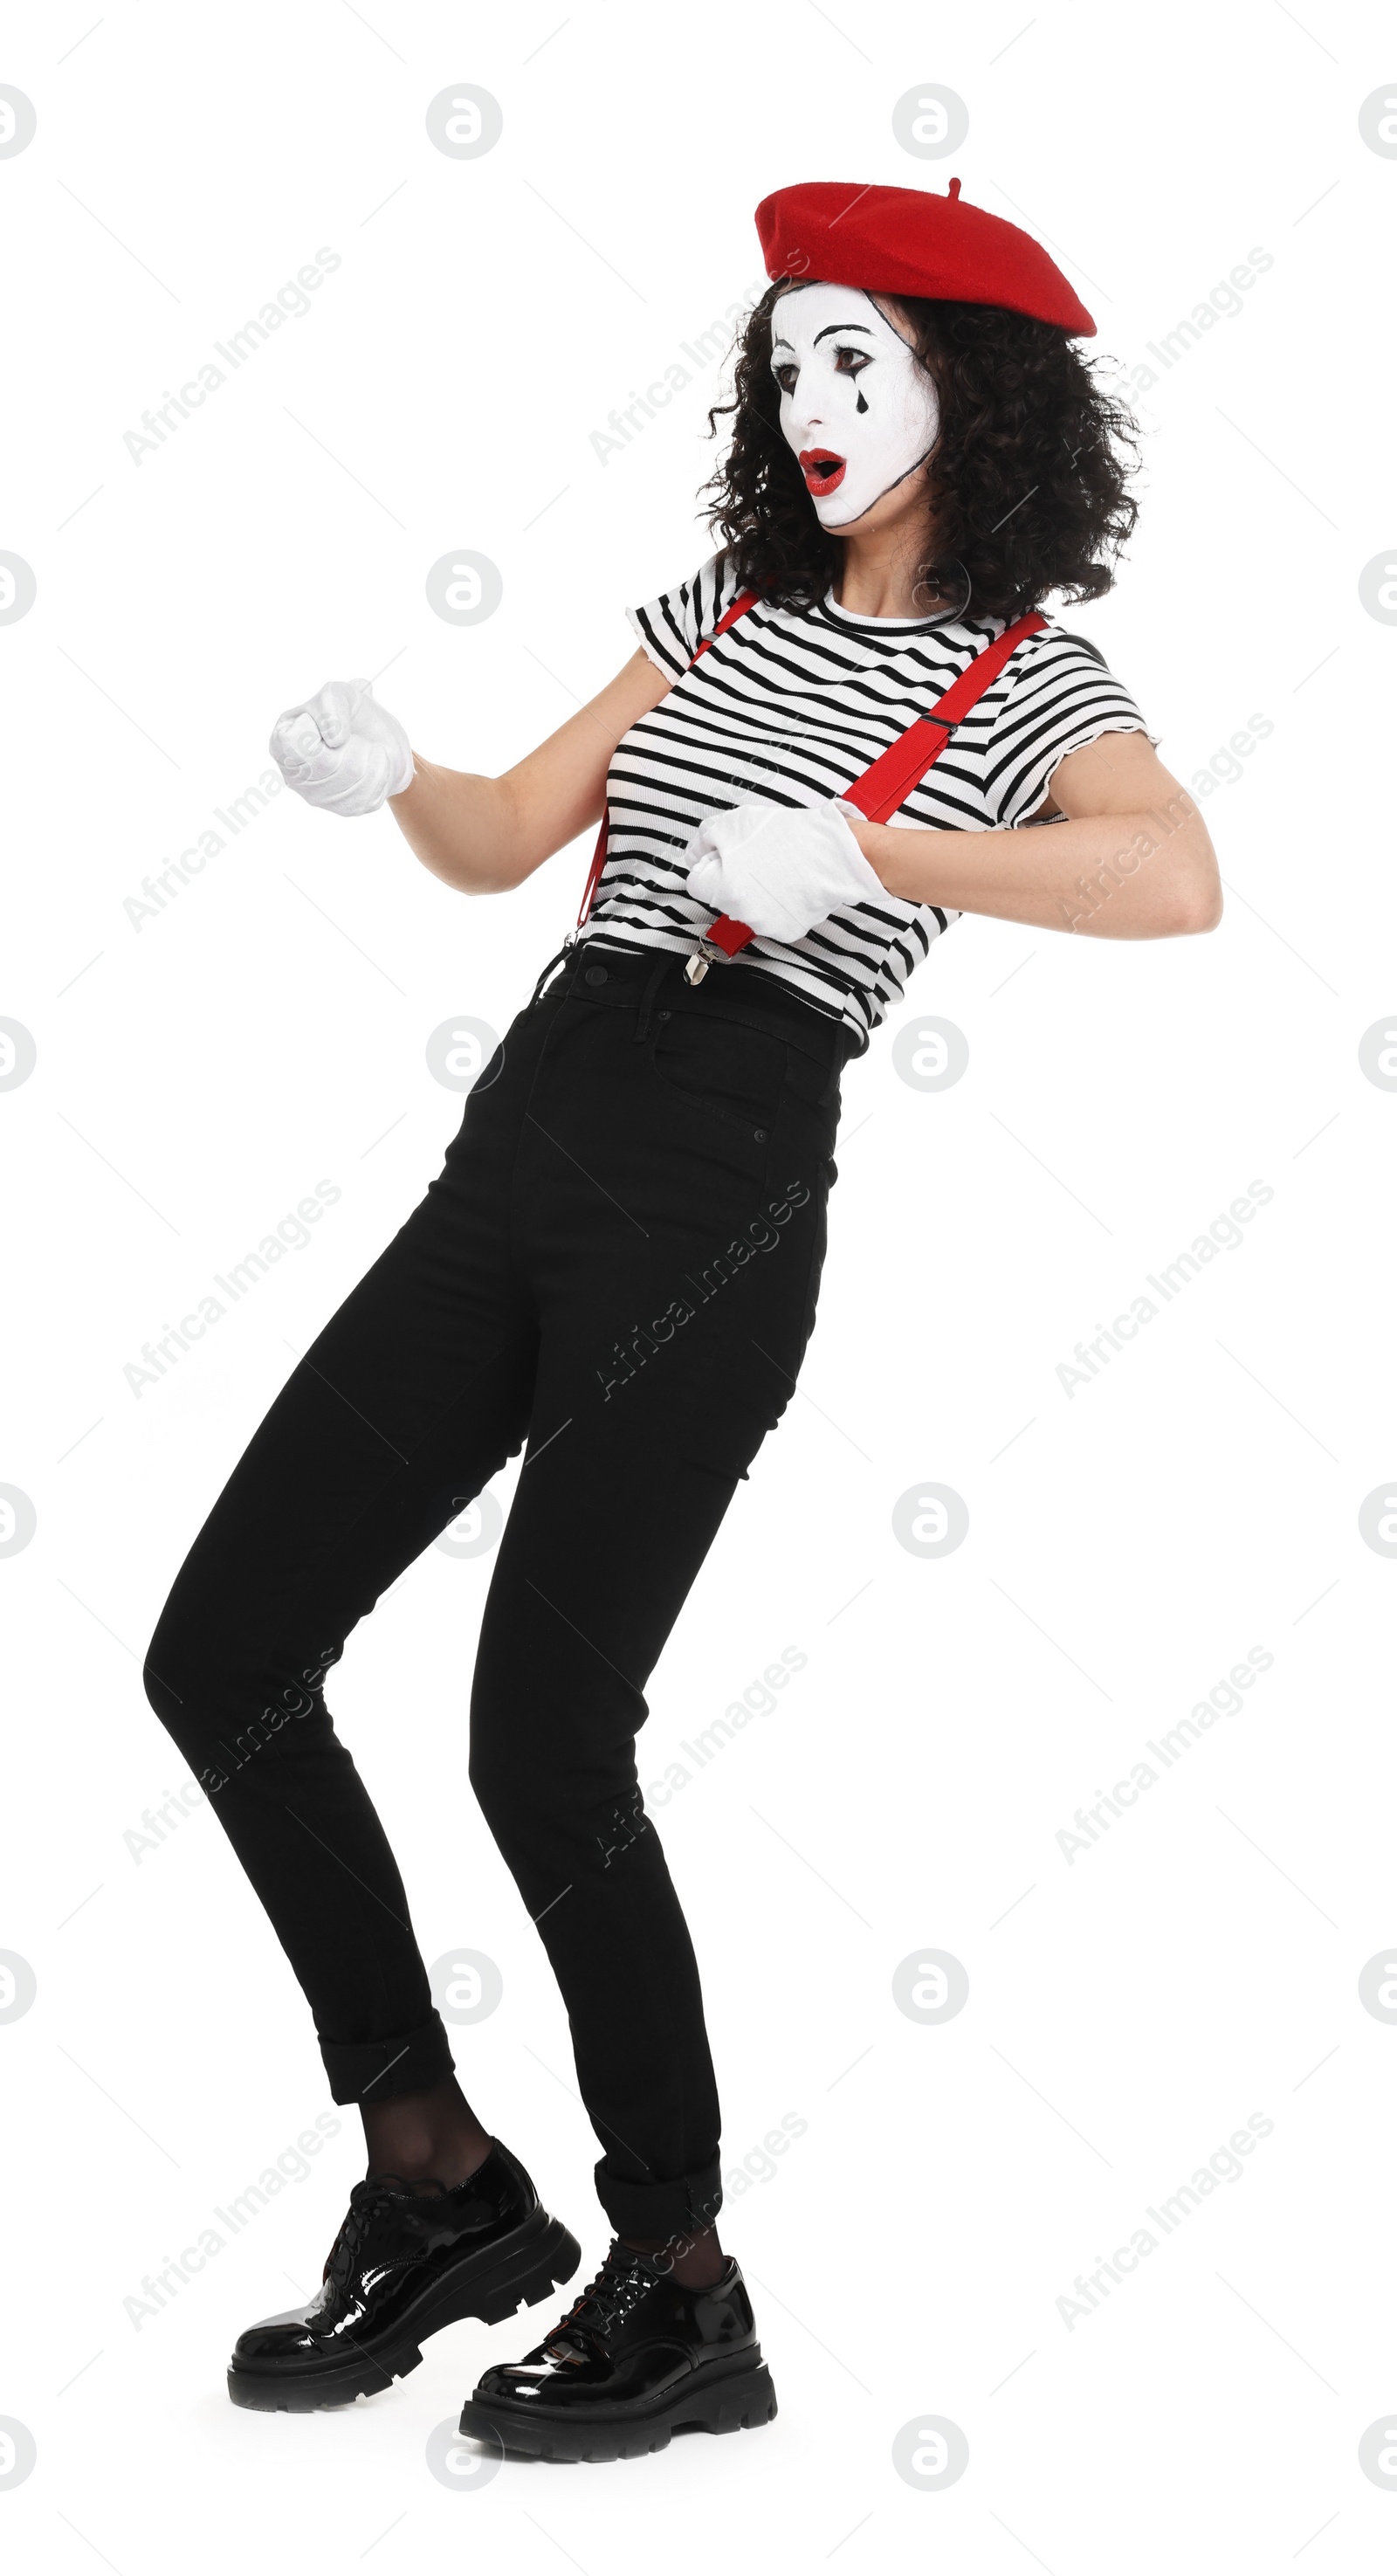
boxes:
[754,177,1095,336]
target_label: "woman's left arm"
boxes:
[850,729,1222,939]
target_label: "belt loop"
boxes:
[818,1023,860,1103]
[527,940,572,1010]
[633,952,671,1043]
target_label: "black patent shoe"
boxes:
[458,2238,777,2462]
[227,2139,581,2412]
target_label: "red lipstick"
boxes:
[798,449,846,495]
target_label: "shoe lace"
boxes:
[323,2173,421,2287]
[543,2241,653,2355]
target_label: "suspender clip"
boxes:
[684,936,729,987]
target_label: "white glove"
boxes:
[268,677,414,816]
[684,797,885,943]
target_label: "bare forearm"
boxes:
[385,648,669,898]
[387,761,545,896]
[851,799,1222,938]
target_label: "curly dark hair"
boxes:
[700,280,1140,621]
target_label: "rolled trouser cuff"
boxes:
[595,2151,723,2242]
[320,2011,456,2104]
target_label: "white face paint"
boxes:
[769,281,940,531]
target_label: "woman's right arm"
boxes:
[388,648,671,896]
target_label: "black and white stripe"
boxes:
[583,550,1151,1041]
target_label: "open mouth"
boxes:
[798,449,846,496]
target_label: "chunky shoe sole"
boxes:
[227,2212,582,2413]
[458,2354,778,2462]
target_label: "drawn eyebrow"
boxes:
[771,320,874,362]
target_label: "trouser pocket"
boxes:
[645,1009,789,1141]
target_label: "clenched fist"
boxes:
[685,796,885,943]
[268,678,414,816]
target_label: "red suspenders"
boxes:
[577,590,1048,970]
[574,587,761,933]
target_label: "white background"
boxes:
[3,1,1395,2567]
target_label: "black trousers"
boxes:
[143,940,852,2240]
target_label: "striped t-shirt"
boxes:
[582,549,1151,1043]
